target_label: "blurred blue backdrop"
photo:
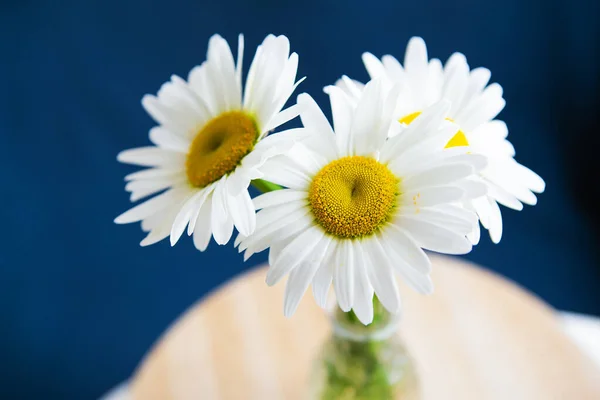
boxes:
[1,0,599,398]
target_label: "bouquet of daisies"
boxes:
[115,34,544,326]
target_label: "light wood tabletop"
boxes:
[131,255,600,399]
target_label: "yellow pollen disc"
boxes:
[399,111,469,148]
[186,111,258,188]
[308,156,399,239]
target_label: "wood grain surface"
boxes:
[131,255,600,399]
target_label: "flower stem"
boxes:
[339,296,390,329]
[251,179,283,193]
[320,296,398,399]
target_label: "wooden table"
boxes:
[131,255,600,399]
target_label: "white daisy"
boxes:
[114,34,304,250]
[237,80,487,324]
[337,37,545,244]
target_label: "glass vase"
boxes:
[308,297,420,399]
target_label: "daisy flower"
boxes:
[237,80,487,324]
[337,37,545,243]
[115,34,304,250]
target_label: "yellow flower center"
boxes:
[186,111,258,188]
[308,156,399,239]
[399,111,469,148]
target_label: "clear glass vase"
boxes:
[308,297,420,400]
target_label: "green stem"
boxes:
[338,295,390,330]
[251,179,283,193]
[321,296,397,399]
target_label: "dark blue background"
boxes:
[1,0,599,398]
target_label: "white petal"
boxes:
[285,141,323,175]
[335,75,364,101]
[324,85,353,156]
[351,241,374,325]
[125,167,181,182]
[457,67,491,114]
[245,35,294,128]
[472,119,508,139]
[188,64,217,116]
[381,233,433,294]
[443,153,488,172]
[225,169,251,197]
[467,217,481,245]
[381,54,405,81]
[396,217,472,255]
[156,81,206,132]
[226,188,256,236]
[117,147,185,168]
[141,210,165,233]
[312,241,337,308]
[273,52,299,105]
[141,94,195,136]
[268,237,287,267]
[149,127,190,152]
[381,99,453,163]
[265,67,304,130]
[126,176,183,202]
[382,224,431,273]
[187,184,215,235]
[468,67,491,96]
[472,196,492,229]
[362,52,387,80]
[284,261,321,318]
[404,36,429,106]
[235,34,244,100]
[115,188,189,224]
[283,236,331,317]
[433,203,479,225]
[208,34,239,110]
[242,40,264,110]
[253,200,307,233]
[242,129,299,172]
[484,160,539,205]
[443,52,469,115]
[203,64,227,115]
[402,164,474,190]
[243,212,312,260]
[405,207,475,236]
[211,180,234,245]
[362,237,401,313]
[129,186,171,203]
[460,83,505,131]
[404,37,428,75]
[513,162,546,193]
[168,75,212,130]
[139,206,180,247]
[334,240,354,312]
[401,186,465,209]
[487,198,503,244]
[267,227,325,285]
[387,139,466,177]
[297,93,337,161]
[259,155,311,189]
[253,189,306,210]
[298,93,335,137]
[380,84,401,139]
[351,79,384,156]
[170,190,205,245]
[263,102,303,133]
[457,179,488,199]
[192,194,214,251]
